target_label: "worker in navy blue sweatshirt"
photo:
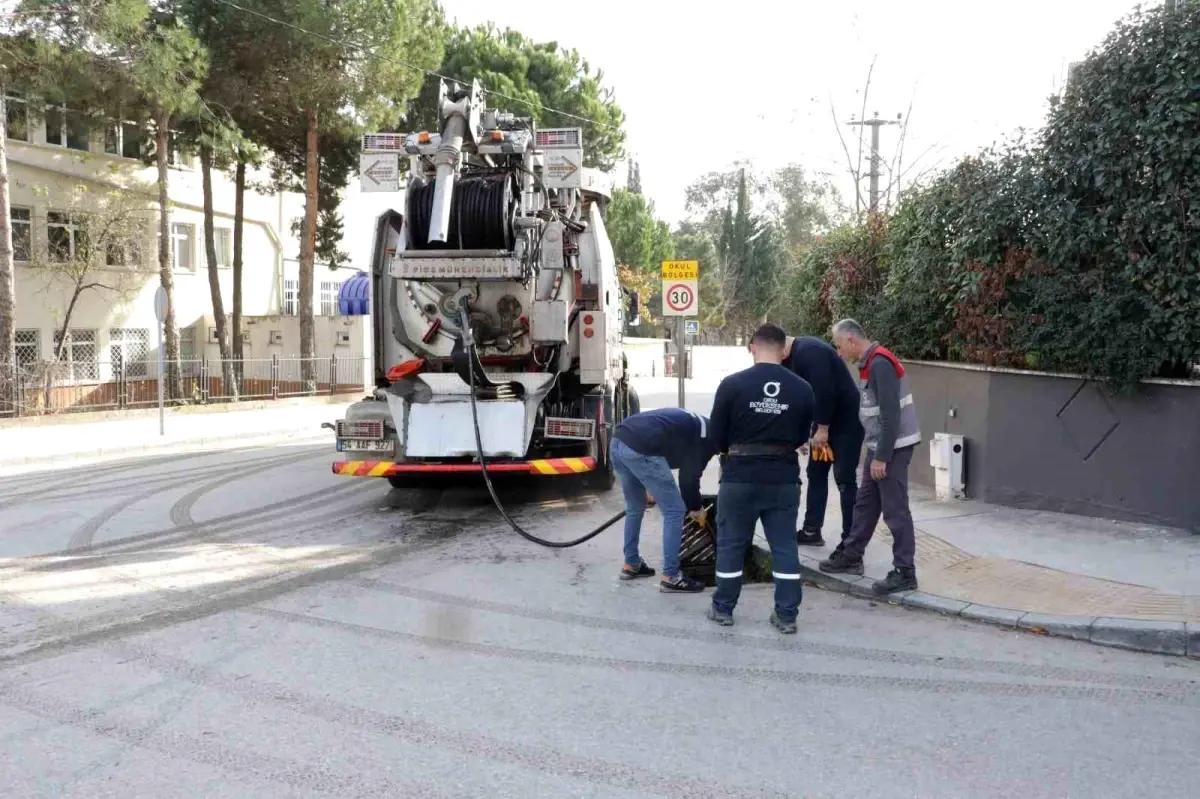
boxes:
[707,323,815,634]
[784,334,866,548]
[611,407,719,593]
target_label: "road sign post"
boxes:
[662,261,699,408]
[153,286,168,436]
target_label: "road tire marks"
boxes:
[64,449,328,552]
[5,446,327,508]
[0,520,477,671]
[43,480,376,564]
[349,579,1200,695]
[255,607,1198,706]
[0,682,454,799]
[54,641,792,799]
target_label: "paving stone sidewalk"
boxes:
[785,500,1200,658]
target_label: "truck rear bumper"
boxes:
[332,457,596,477]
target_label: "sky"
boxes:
[434,0,1146,224]
[341,0,1148,268]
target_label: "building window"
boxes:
[5,94,29,142]
[52,329,98,382]
[109,328,150,378]
[166,132,196,170]
[320,280,342,316]
[47,211,88,263]
[178,325,195,361]
[10,207,31,262]
[45,107,90,151]
[283,279,298,316]
[171,223,195,272]
[214,227,232,268]
[177,325,201,377]
[106,236,142,268]
[105,121,145,159]
[15,329,39,372]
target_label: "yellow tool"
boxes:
[809,443,835,462]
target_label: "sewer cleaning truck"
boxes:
[331,79,640,490]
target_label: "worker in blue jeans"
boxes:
[610,407,718,593]
[707,323,816,633]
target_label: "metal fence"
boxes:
[1,355,368,418]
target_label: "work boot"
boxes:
[797,527,825,547]
[706,606,734,626]
[873,567,918,595]
[769,612,797,635]
[818,549,864,576]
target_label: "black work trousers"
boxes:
[841,445,917,569]
[802,413,865,540]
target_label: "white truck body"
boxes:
[332,80,638,485]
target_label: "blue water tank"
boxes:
[338,271,370,315]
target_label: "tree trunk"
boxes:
[299,108,319,392]
[232,154,245,368]
[200,145,237,401]
[0,91,16,415]
[156,113,183,401]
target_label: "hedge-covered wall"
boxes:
[783,4,1199,390]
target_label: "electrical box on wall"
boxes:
[929,432,966,501]
[336,330,351,346]
[269,330,283,345]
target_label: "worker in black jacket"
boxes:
[707,323,815,634]
[784,335,866,548]
[611,407,718,593]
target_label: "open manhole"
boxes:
[679,493,772,586]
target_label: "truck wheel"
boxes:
[586,392,616,491]
[588,447,616,491]
[626,384,641,417]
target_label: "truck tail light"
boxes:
[386,359,425,381]
[544,417,595,440]
[583,314,594,325]
[336,419,384,440]
[583,328,594,338]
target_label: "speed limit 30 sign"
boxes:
[661,260,698,317]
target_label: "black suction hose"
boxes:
[459,298,627,548]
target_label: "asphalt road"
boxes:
[0,388,1198,798]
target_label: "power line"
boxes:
[209,0,621,133]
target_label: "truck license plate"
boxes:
[338,439,392,453]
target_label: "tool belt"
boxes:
[726,443,797,458]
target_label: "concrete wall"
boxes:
[906,362,1200,532]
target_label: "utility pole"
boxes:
[847,111,902,213]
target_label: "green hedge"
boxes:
[787,4,1199,389]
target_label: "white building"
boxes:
[4,94,369,410]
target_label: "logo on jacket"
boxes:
[750,381,789,415]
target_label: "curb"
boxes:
[795,552,1198,659]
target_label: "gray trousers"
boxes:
[842,445,917,569]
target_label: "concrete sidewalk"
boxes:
[793,485,1200,657]
[0,397,352,473]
